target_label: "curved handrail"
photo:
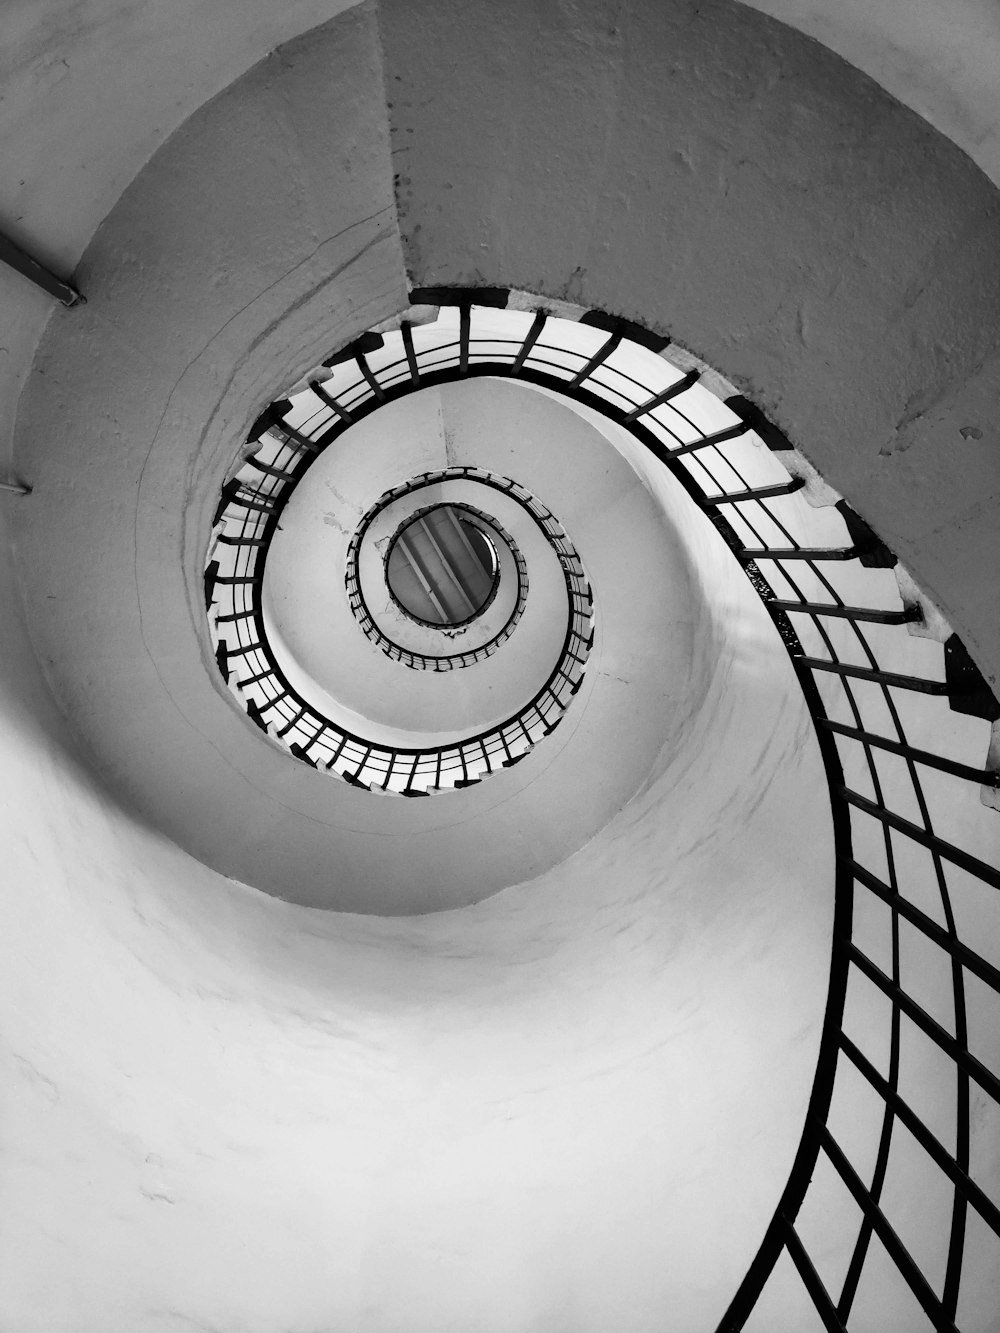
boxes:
[344,475,536,670]
[207,383,593,795]
[208,289,1000,1328]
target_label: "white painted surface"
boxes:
[262,386,575,739]
[0,0,360,500]
[0,480,833,1332]
[0,272,837,1327]
[744,0,1000,185]
[381,0,1000,689]
[0,1,997,1328]
[3,0,999,682]
[12,217,752,909]
[0,0,362,274]
[13,15,791,913]
[2,0,999,282]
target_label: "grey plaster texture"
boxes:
[10,7,777,914]
[12,7,409,909]
[261,384,572,738]
[0,2,994,1327]
[10,0,999,909]
[380,0,1000,688]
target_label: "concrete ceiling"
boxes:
[0,4,997,1329]
[1,0,999,280]
[747,0,1000,185]
[4,0,999,558]
[0,0,359,273]
[10,0,1000,890]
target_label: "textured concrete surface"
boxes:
[381,0,1000,688]
[13,8,825,915]
[0,1,997,1328]
[0,399,834,1328]
[745,0,1000,187]
[262,383,579,739]
[3,0,999,279]
[0,0,362,275]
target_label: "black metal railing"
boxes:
[207,380,592,793]
[208,290,1000,1326]
[344,472,539,671]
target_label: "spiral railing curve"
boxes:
[344,471,536,671]
[206,288,1000,1327]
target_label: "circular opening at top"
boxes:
[386,504,501,627]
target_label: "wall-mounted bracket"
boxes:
[0,230,82,307]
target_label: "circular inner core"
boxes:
[386,504,500,627]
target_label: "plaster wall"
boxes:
[13,16,811,914]
[3,0,1000,284]
[262,384,583,739]
[0,0,357,513]
[12,394,990,1325]
[3,0,999,696]
[0,476,834,1333]
[0,0,363,277]
[3,0,999,677]
[743,0,1000,187]
[0,2,998,1328]
[3,0,1000,460]
[380,0,1000,691]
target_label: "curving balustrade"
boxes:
[226,291,1000,1333]
[344,470,538,671]
[206,365,593,795]
[206,289,1000,1327]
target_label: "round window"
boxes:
[386,504,500,627]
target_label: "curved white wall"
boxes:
[1,2,999,1330]
[4,0,1000,282]
[262,383,587,739]
[13,23,821,915]
[381,0,1000,691]
[0,437,833,1330]
[3,0,999,681]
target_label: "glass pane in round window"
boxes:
[386,505,500,627]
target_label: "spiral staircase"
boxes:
[2,2,1000,1330]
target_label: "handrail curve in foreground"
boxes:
[208,288,1000,1326]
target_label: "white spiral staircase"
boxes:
[2,3,1000,1330]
